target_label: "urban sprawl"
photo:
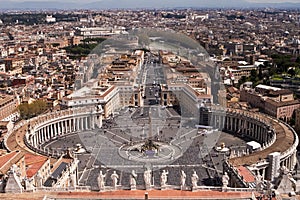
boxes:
[0,9,299,200]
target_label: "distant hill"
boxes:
[1,0,300,10]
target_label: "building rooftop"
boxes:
[24,153,48,178]
[255,84,282,91]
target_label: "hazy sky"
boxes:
[2,0,300,2]
[248,0,300,2]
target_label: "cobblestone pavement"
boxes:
[44,106,247,190]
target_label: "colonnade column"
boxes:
[40,130,44,142]
[54,124,57,137]
[85,117,88,130]
[76,118,80,131]
[80,117,84,131]
[73,118,76,132]
[69,119,72,133]
[91,115,95,129]
[58,122,61,136]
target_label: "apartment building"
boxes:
[240,84,300,121]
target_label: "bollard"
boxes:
[145,192,148,200]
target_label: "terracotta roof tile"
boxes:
[237,166,255,183]
[0,151,17,168]
[24,153,48,178]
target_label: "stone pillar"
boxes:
[39,131,42,144]
[36,132,39,144]
[81,118,84,131]
[262,168,266,180]
[58,122,61,136]
[85,117,88,130]
[293,152,297,170]
[251,124,254,138]
[54,123,57,137]
[259,126,262,142]
[32,135,36,147]
[60,121,64,134]
[235,118,239,132]
[36,134,39,146]
[42,129,45,141]
[68,119,71,133]
[238,117,242,132]
[52,124,56,138]
[42,127,46,141]
[34,134,37,146]
[254,125,257,140]
[91,116,95,129]
[64,120,68,134]
[41,130,45,143]
[72,119,75,131]
[76,118,80,131]
[37,130,42,143]
[48,125,52,139]
[47,125,50,139]
[255,124,259,138]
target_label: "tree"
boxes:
[18,100,48,119]
[238,76,247,87]
[250,69,258,82]
[18,103,30,119]
[258,65,263,79]
[288,68,296,77]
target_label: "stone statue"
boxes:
[160,170,168,187]
[97,170,106,190]
[279,165,289,175]
[130,170,137,189]
[180,170,186,188]
[255,173,263,191]
[24,178,35,191]
[266,180,273,198]
[69,172,76,188]
[222,172,230,188]
[191,170,199,188]
[144,169,152,188]
[111,171,119,188]
[35,171,43,187]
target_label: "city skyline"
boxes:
[1,0,300,3]
[1,0,300,10]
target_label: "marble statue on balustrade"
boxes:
[111,171,119,189]
[0,176,6,193]
[130,170,137,190]
[255,173,264,191]
[221,172,230,192]
[191,170,199,189]
[266,181,273,198]
[144,168,152,189]
[98,170,106,191]
[222,172,230,188]
[69,172,77,188]
[180,170,186,190]
[24,178,35,191]
[35,171,43,188]
[160,170,168,188]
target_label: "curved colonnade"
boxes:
[209,108,298,185]
[225,109,298,170]
[4,106,103,158]
[3,107,298,186]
